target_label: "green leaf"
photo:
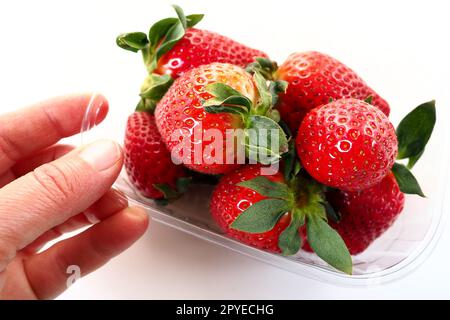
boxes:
[396,100,436,164]
[172,4,187,29]
[279,209,305,256]
[172,6,204,29]
[407,149,424,169]
[255,57,278,71]
[153,183,179,200]
[237,176,291,200]
[205,83,252,110]
[135,98,157,113]
[176,177,192,194]
[144,7,204,72]
[203,96,252,112]
[307,215,352,275]
[253,72,272,113]
[293,161,302,176]
[186,14,204,28]
[136,74,174,113]
[245,57,278,80]
[148,17,179,48]
[116,32,149,52]
[155,21,185,61]
[268,80,288,106]
[278,120,292,138]
[155,198,170,206]
[267,109,281,123]
[245,115,289,164]
[282,145,296,182]
[231,199,290,233]
[203,83,252,116]
[364,95,373,104]
[322,200,341,223]
[140,74,174,101]
[392,163,425,197]
[204,105,248,117]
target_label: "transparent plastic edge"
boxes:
[125,130,449,287]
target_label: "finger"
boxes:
[0,140,123,265]
[0,93,108,174]
[23,207,149,299]
[0,170,15,189]
[12,144,74,178]
[0,145,74,188]
[22,189,128,253]
[62,189,129,231]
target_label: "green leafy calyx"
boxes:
[230,175,352,274]
[203,72,289,165]
[245,57,279,81]
[153,176,192,203]
[116,5,204,73]
[136,74,174,113]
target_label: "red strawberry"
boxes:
[296,98,397,191]
[155,62,288,174]
[302,173,405,255]
[247,52,390,133]
[155,28,267,79]
[210,165,291,252]
[124,111,187,200]
[117,6,267,108]
[210,164,353,274]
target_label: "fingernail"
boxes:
[110,189,129,208]
[127,207,150,222]
[79,140,121,172]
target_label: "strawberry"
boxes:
[155,28,267,79]
[246,52,390,133]
[124,111,189,200]
[301,173,405,255]
[210,165,291,252]
[210,163,353,274]
[155,62,289,174]
[329,173,405,254]
[296,98,398,191]
[209,98,433,270]
[298,100,438,255]
[117,5,267,110]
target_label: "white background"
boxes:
[1,0,450,299]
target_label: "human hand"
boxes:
[0,94,149,299]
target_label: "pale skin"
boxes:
[0,94,149,299]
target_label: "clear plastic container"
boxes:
[81,92,449,286]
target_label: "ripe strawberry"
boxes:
[124,111,188,200]
[155,28,267,79]
[210,165,291,252]
[301,173,405,255]
[210,164,353,274]
[117,5,267,109]
[296,98,397,191]
[155,62,288,174]
[247,52,390,133]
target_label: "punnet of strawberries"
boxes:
[118,5,436,274]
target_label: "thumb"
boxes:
[0,140,123,264]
